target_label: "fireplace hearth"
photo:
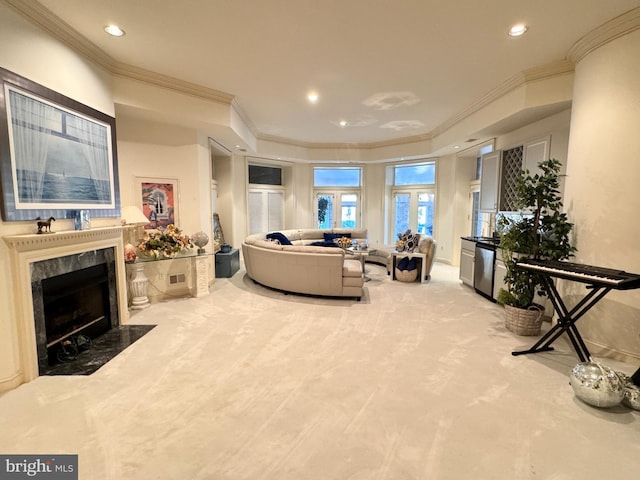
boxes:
[42,324,156,376]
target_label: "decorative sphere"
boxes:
[191,231,209,253]
[617,372,640,410]
[622,383,640,410]
[569,362,624,408]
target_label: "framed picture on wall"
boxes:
[136,177,179,230]
[0,67,120,221]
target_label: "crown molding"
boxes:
[3,0,233,106]
[3,0,116,72]
[8,0,633,152]
[112,63,234,104]
[568,7,640,64]
[431,59,574,139]
[258,130,434,151]
[257,60,574,151]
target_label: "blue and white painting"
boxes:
[6,85,115,210]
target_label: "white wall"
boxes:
[0,4,116,391]
[563,29,640,361]
[115,116,211,237]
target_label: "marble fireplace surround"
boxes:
[4,227,129,385]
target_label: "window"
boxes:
[394,163,435,186]
[391,162,435,238]
[314,167,362,229]
[470,183,482,236]
[314,168,361,187]
[417,192,434,235]
[248,164,282,185]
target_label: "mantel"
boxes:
[3,226,124,252]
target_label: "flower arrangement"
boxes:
[137,224,193,259]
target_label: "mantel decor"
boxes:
[0,67,120,221]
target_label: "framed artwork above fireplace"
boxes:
[0,67,121,221]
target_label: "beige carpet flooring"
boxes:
[1,262,639,479]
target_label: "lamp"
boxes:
[121,205,150,226]
[121,206,150,247]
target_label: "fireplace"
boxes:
[3,226,129,386]
[31,248,119,373]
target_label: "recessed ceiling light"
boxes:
[104,24,126,37]
[307,92,319,104]
[339,120,348,128]
[508,24,528,37]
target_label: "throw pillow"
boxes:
[324,232,351,242]
[397,256,418,271]
[266,232,292,245]
[397,256,410,271]
[309,240,337,247]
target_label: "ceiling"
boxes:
[24,0,640,151]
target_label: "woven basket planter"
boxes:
[395,267,418,283]
[504,304,544,336]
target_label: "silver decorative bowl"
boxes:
[569,362,624,408]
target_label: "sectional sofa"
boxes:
[242,228,367,300]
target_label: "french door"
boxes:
[315,191,360,229]
[392,189,434,238]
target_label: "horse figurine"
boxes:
[36,216,55,234]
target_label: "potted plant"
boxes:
[496,158,576,335]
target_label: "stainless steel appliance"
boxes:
[474,242,497,301]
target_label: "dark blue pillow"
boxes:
[323,232,351,242]
[397,257,418,271]
[309,240,337,247]
[266,232,292,245]
[397,257,409,270]
[406,258,418,271]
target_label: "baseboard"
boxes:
[0,370,24,393]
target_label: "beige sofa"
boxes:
[242,228,367,300]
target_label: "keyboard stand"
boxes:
[512,275,612,362]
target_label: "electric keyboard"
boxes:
[512,258,640,362]
[516,258,640,290]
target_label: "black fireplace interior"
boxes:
[42,263,111,365]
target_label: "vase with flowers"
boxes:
[137,224,194,259]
